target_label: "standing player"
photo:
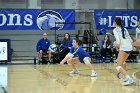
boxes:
[60,38,97,77]
[113,17,134,85]
[132,20,140,47]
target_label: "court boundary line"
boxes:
[103,63,140,86]
[33,65,70,86]
[132,71,140,82]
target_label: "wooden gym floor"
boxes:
[0,63,140,93]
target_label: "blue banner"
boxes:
[0,9,75,30]
[94,10,140,30]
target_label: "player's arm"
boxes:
[60,53,74,64]
[132,41,140,47]
[60,47,77,64]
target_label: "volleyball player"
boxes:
[113,17,134,86]
[132,20,140,47]
[60,38,97,77]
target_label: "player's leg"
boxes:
[101,48,106,62]
[116,51,134,85]
[117,51,129,76]
[38,50,43,61]
[67,57,81,74]
[117,61,126,81]
[122,56,127,70]
[48,49,52,61]
[83,57,97,77]
[107,48,113,62]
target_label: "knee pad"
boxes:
[39,50,43,53]
[116,66,122,71]
[67,53,74,58]
[83,57,91,65]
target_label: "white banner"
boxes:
[0,67,7,87]
[0,42,7,61]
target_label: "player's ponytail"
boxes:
[114,17,125,39]
[120,25,125,39]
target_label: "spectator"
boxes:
[58,33,73,61]
[36,33,51,64]
[101,34,113,62]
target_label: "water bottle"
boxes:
[92,46,94,52]
[136,55,140,63]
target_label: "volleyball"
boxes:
[49,44,58,52]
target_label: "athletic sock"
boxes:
[91,70,95,73]
[125,75,130,79]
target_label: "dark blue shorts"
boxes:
[124,51,132,55]
[39,49,48,53]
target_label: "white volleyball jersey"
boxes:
[113,26,133,51]
[136,27,140,41]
